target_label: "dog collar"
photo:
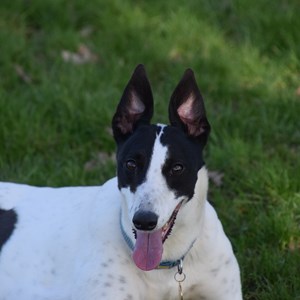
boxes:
[120,213,196,270]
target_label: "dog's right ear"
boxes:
[112,64,154,144]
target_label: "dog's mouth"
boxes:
[132,201,183,271]
[161,200,183,243]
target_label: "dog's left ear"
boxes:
[112,64,153,144]
[169,69,210,143]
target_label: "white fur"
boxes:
[0,144,242,299]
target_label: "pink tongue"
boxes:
[132,229,163,271]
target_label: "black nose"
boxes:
[132,211,158,231]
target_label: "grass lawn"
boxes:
[0,0,299,299]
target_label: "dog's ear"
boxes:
[112,64,153,144]
[169,69,210,143]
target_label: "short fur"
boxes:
[0,65,242,299]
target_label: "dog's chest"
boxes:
[129,268,206,300]
[152,283,204,300]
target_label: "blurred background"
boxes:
[0,0,299,299]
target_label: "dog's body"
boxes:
[0,65,242,300]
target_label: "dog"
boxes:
[0,65,242,300]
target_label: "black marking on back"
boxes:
[0,208,18,253]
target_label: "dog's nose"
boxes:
[132,211,158,231]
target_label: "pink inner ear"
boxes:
[128,91,145,115]
[177,93,206,137]
[117,91,145,135]
[177,94,195,123]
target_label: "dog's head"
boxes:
[112,65,210,271]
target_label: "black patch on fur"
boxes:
[116,125,157,192]
[0,208,18,252]
[155,126,162,135]
[116,123,205,200]
[160,126,205,199]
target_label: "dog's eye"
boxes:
[125,160,137,171]
[170,163,184,175]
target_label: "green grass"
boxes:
[0,0,299,298]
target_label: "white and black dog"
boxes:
[0,65,242,300]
